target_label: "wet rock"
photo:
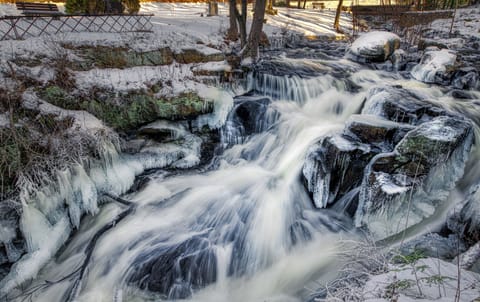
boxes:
[446,183,480,246]
[355,116,474,239]
[346,114,414,150]
[452,66,478,90]
[448,89,478,99]
[0,201,24,280]
[222,95,277,145]
[362,86,448,125]
[411,49,457,85]
[347,31,400,63]
[390,49,407,71]
[454,241,480,272]
[302,134,376,209]
[127,236,217,298]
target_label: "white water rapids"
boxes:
[5,55,480,302]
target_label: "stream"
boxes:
[6,47,480,302]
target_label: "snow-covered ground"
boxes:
[0,2,352,44]
[430,5,480,40]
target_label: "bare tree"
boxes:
[228,0,248,47]
[243,0,267,59]
[334,0,344,32]
[228,0,239,40]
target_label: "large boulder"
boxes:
[355,116,474,239]
[302,114,413,211]
[347,31,400,63]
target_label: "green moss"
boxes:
[66,46,175,70]
[38,85,76,109]
[38,86,213,131]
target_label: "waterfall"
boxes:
[3,56,479,302]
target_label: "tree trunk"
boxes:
[243,0,267,59]
[228,0,239,40]
[232,0,247,47]
[238,0,248,47]
[334,0,344,32]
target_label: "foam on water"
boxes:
[3,56,479,302]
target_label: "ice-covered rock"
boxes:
[362,85,448,125]
[302,114,415,211]
[302,133,375,210]
[452,66,478,90]
[411,49,457,85]
[347,31,401,63]
[355,116,474,240]
[346,114,414,150]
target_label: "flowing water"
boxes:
[6,51,480,302]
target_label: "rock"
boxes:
[452,66,478,90]
[454,241,480,272]
[347,31,400,63]
[418,38,448,51]
[302,115,414,211]
[446,183,480,246]
[390,49,407,71]
[346,114,414,149]
[400,233,465,260]
[355,116,474,239]
[362,86,448,125]
[222,95,277,145]
[174,46,225,64]
[121,139,147,154]
[411,49,457,85]
[127,236,217,299]
[70,46,174,70]
[303,134,375,209]
[0,200,24,281]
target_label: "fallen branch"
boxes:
[66,197,136,301]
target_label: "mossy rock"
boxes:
[38,86,213,131]
[174,48,225,64]
[66,45,174,70]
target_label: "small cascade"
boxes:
[247,57,350,102]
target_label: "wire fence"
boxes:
[0,14,153,41]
